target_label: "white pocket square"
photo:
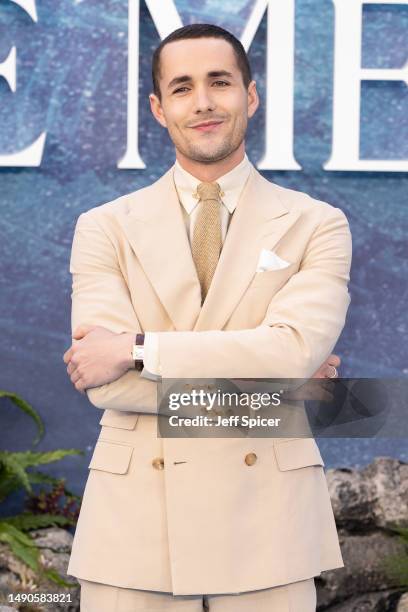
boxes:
[256,249,291,272]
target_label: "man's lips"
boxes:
[190,121,224,132]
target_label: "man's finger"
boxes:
[72,324,98,340]
[67,362,76,375]
[327,354,341,368]
[74,379,86,394]
[63,347,73,364]
[70,369,82,384]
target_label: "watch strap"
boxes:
[133,333,145,371]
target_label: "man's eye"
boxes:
[173,87,189,94]
[213,81,229,86]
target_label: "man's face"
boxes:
[149,37,259,163]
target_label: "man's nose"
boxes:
[193,86,216,112]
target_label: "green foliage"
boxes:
[2,513,72,531]
[0,522,73,588]
[0,449,83,499]
[0,522,40,572]
[381,526,408,589]
[0,390,44,445]
[0,390,84,589]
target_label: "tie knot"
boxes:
[196,181,222,202]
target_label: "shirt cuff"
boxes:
[142,331,162,376]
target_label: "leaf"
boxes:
[0,473,22,502]
[6,449,84,469]
[387,526,408,543]
[1,513,72,531]
[42,567,76,588]
[381,553,408,587]
[0,451,83,504]
[0,390,44,445]
[0,454,32,494]
[26,471,62,486]
[0,523,75,587]
[0,523,40,573]
[381,524,408,588]
[0,522,37,546]
[6,537,40,573]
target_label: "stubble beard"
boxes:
[185,139,240,163]
[172,121,246,165]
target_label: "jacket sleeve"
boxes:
[69,210,158,413]
[156,206,352,379]
[69,205,352,412]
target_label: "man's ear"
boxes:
[149,93,167,128]
[247,80,259,119]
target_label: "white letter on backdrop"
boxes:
[0,0,46,167]
[325,0,408,172]
[242,0,301,170]
[118,0,182,169]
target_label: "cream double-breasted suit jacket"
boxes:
[66,161,352,595]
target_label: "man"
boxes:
[63,23,351,612]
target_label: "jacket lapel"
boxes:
[118,166,202,331]
[118,164,301,333]
[193,166,301,331]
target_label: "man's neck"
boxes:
[175,145,246,182]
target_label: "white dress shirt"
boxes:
[142,153,252,377]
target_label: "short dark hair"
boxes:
[151,23,252,101]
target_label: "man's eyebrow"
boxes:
[207,70,234,80]
[167,75,191,90]
[167,70,234,90]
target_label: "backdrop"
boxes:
[0,0,407,505]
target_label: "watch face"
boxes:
[132,346,144,361]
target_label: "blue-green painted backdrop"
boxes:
[0,1,407,506]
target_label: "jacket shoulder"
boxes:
[261,174,349,223]
[77,182,154,226]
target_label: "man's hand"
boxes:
[283,353,341,402]
[311,353,340,379]
[63,325,134,393]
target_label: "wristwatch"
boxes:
[132,333,145,371]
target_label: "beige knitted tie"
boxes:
[192,181,223,304]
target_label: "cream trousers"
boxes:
[78,577,316,611]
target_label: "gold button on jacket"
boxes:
[244,452,258,466]
[152,457,164,470]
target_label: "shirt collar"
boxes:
[173,153,252,215]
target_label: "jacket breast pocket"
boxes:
[248,264,295,291]
[273,438,325,471]
[88,440,133,474]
